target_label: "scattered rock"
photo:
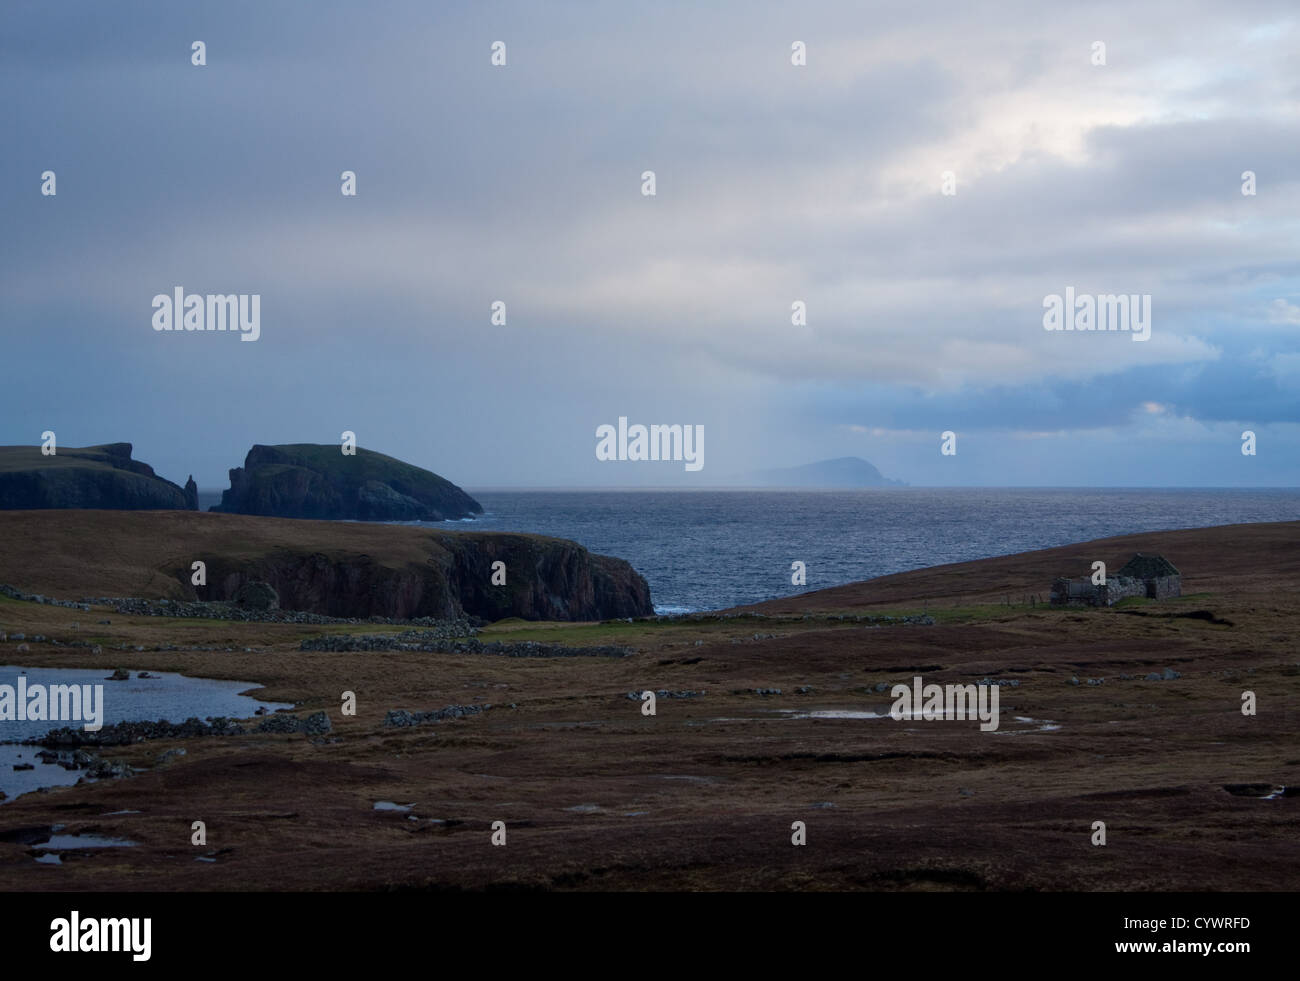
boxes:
[36,748,98,770]
[1143,668,1182,681]
[106,669,130,681]
[385,705,487,727]
[84,758,134,779]
[33,716,245,748]
[303,630,625,658]
[255,711,332,735]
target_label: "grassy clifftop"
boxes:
[0,509,651,621]
[211,443,482,521]
[0,443,192,510]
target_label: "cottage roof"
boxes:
[1117,553,1179,579]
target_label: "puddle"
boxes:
[782,709,890,720]
[28,830,139,859]
[692,707,967,724]
[0,745,83,800]
[1224,783,1294,799]
[565,804,601,813]
[39,833,136,849]
[1,665,291,803]
[688,708,892,725]
[992,716,1061,734]
[688,708,1058,733]
[373,801,414,813]
[686,717,764,725]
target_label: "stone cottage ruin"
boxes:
[1049,553,1181,607]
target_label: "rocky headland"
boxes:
[0,510,652,621]
[211,443,481,522]
[0,443,196,511]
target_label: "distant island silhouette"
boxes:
[750,456,906,488]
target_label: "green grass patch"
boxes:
[300,622,413,636]
[1112,596,1153,609]
[482,619,645,645]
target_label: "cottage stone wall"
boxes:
[1150,575,1181,599]
[1101,577,1146,605]
[1050,575,1146,607]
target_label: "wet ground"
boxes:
[0,520,1297,891]
[1,665,292,802]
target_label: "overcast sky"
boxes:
[2,1,1297,489]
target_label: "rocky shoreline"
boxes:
[27,711,334,748]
